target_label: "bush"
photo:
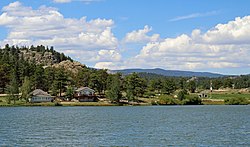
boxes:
[54,102,62,106]
[224,97,249,105]
[151,100,158,105]
[177,90,187,101]
[182,96,202,105]
[144,91,155,98]
[159,95,180,105]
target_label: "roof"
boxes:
[75,87,95,92]
[30,89,52,97]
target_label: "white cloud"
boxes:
[53,0,72,3]
[1,2,250,72]
[96,50,121,62]
[94,62,120,69]
[0,1,120,65]
[169,11,219,22]
[202,16,250,44]
[124,16,250,71]
[124,25,160,43]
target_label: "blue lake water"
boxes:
[0,106,249,146]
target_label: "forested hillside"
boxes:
[0,44,108,98]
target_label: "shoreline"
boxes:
[0,99,248,107]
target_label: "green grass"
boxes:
[189,92,250,100]
[209,93,250,100]
[202,99,224,105]
[60,101,118,106]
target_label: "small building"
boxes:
[198,93,208,98]
[29,89,53,103]
[74,87,97,102]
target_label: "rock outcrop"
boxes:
[52,60,86,74]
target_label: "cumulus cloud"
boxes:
[0,1,120,67]
[94,62,122,70]
[126,16,250,71]
[1,2,250,72]
[124,25,160,43]
[96,50,121,62]
[202,16,250,44]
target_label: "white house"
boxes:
[74,87,96,102]
[29,89,53,103]
[75,87,95,97]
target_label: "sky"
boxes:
[0,0,250,75]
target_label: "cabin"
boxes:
[74,87,97,102]
[29,89,53,103]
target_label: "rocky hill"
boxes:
[17,45,73,66]
[20,50,56,66]
[52,60,86,74]
[0,44,86,74]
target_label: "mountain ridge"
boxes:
[110,68,226,78]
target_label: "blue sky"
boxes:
[0,0,250,75]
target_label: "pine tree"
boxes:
[106,74,122,103]
[20,77,32,103]
[6,73,19,104]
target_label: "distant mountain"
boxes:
[111,68,225,78]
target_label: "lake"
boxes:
[0,106,249,146]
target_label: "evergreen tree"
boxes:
[55,68,68,97]
[66,86,74,100]
[20,77,32,102]
[0,63,10,93]
[124,73,147,101]
[188,80,196,93]
[76,68,91,87]
[32,65,46,90]
[149,79,162,93]
[6,73,19,104]
[162,79,176,95]
[106,74,122,103]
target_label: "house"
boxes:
[29,89,53,103]
[74,87,97,102]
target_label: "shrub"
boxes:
[151,100,158,105]
[54,102,62,106]
[159,95,180,105]
[144,91,155,98]
[177,90,187,101]
[224,97,249,105]
[182,96,202,105]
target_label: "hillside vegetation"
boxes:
[0,44,250,105]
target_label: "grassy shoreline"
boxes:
[1,91,250,107]
[0,99,248,107]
